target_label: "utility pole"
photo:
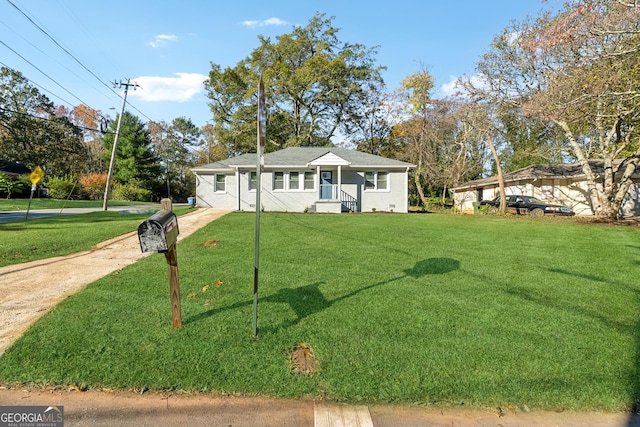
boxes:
[103,79,139,211]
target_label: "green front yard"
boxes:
[1,212,639,411]
[0,207,191,267]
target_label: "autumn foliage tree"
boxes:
[473,0,640,218]
[0,67,88,176]
[79,173,108,200]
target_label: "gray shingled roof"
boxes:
[0,160,31,176]
[192,147,414,172]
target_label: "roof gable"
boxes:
[309,152,350,166]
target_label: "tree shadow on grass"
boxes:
[183,257,460,331]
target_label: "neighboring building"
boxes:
[191,147,415,213]
[451,161,640,217]
[0,160,30,177]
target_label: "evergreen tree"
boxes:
[102,111,161,190]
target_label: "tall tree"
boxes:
[102,111,161,190]
[149,117,199,199]
[195,123,233,165]
[204,13,384,153]
[498,113,563,173]
[68,104,108,173]
[346,81,399,158]
[473,0,640,218]
[395,70,435,207]
[0,67,87,175]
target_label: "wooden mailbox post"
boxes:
[137,199,182,328]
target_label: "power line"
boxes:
[0,106,114,135]
[0,44,90,108]
[1,60,114,132]
[4,0,162,129]
[5,0,120,100]
[0,18,115,105]
[1,2,159,131]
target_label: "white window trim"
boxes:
[302,170,315,191]
[214,174,226,193]
[273,171,285,191]
[288,171,300,191]
[248,171,257,192]
[271,170,315,192]
[364,171,390,192]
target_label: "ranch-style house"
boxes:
[191,147,415,213]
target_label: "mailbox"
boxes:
[138,210,180,253]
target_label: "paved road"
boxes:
[0,205,170,223]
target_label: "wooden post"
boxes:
[164,246,182,328]
[161,198,182,328]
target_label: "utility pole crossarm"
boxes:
[102,79,139,211]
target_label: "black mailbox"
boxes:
[138,210,179,253]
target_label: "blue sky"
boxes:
[1,0,560,130]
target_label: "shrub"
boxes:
[113,182,152,202]
[45,175,80,199]
[79,173,108,200]
[0,172,26,199]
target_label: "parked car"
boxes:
[478,195,575,216]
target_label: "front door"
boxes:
[320,171,333,199]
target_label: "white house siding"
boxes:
[360,170,408,213]
[195,172,238,210]
[622,184,640,217]
[258,170,319,212]
[196,168,410,213]
[192,148,415,214]
[453,177,640,217]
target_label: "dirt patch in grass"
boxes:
[289,343,317,375]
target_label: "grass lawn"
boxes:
[0,207,191,267]
[0,213,639,411]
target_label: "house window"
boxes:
[377,172,388,190]
[273,171,284,190]
[249,171,257,191]
[289,171,299,190]
[304,171,315,190]
[365,172,375,190]
[215,174,225,192]
[364,171,388,191]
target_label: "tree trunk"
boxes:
[414,160,428,210]
[555,120,602,215]
[486,132,507,214]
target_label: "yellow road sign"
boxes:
[29,166,44,185]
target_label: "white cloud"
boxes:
[441,76,461,97]
[241,17,288,28]
[148,34,177,48]
[128,73,207,102]
[441,74,488,98]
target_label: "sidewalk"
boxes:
[0,386,638,427]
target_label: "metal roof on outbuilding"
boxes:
[451,160,639,191]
